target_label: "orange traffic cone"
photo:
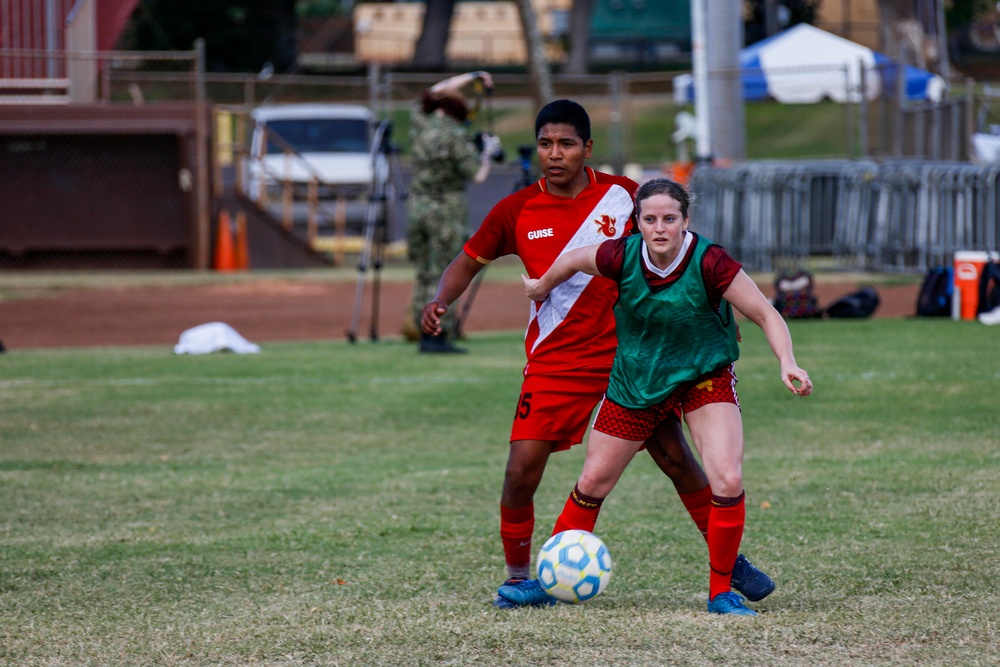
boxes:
[233,211,250,270]
[213,210,235,271]
[670,160,695,187]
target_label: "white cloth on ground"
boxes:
[173,322,261,355]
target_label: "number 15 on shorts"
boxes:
[516,392,532,419]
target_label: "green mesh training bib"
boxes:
[606,234,740,409]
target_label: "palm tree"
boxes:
[564,0,596,75]
[412,0,457,70]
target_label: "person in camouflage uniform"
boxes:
[408,71,500,353]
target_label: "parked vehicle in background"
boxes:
[243,103,387,205]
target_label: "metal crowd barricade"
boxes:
[870,162,921,270]
[832,162,877,268]
[693,161,848,272]
[691,161,1000,273]
[691,165,741,257]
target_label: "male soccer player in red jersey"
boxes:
[421,99,774,608]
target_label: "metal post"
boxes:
[101,56,110,103]
[965,78,976,161]
[858,60,869,159]
[931,100,942,160]
[950,98,960,161]
[705,0,745,161]
[45,0,58,78]
[877,63,887,158]
[894,62,906,157]
[690,0,711,161]
[193,38,212,270]
[915,102,926,158]
[844,64,855,159]
[368,62,380,117]
[282,151,293,231]
[307,178,318,244]
[212,109,223,198]
[234,112,246,196]
[382,71,394,120]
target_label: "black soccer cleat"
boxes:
[730,554,775,602]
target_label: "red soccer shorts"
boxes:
[593,364,740,441]
[509,371,609,451]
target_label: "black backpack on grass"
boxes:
[915,266,953,317]
[825,286,880,318]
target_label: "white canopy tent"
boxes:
[674,23,947,105]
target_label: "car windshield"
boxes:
[265,118,370,154]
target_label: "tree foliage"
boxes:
[744,0,820,45]
[123,0,299,73]
[945,0,994,29]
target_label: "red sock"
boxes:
[707,493,745,600]
[678,484,712,541]
[500,503,534,579]
[551,484,604,536]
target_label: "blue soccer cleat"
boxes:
[492,594,519,609]
[496,578,557,607]
[492,578,524,608]
[730,553,775,602]
[707,591,758,616]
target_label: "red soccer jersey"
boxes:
[464,167,638,375]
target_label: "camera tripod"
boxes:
[347,120,406,343]
[456,145,536,336]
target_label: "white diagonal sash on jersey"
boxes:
[530,184,633,353]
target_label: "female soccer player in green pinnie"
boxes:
[518,178,813,616]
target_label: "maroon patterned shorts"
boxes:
[592,364,739,441]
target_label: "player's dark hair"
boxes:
[534,99,591,143]
[635,178,693,220]
[422,90,469,123]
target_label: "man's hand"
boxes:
[421,300,449,335]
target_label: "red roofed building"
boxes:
[1,0,139,101]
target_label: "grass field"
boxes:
[1,320,998,666]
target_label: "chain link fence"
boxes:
[1,45,997,270]
[0,47,210,269]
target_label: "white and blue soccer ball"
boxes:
[536,529,613,604]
